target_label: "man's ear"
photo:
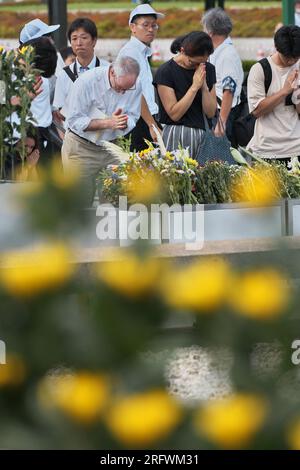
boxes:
[129,23,136,35]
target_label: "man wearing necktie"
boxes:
[53,18,109,127]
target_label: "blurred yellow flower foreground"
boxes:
[287,418,300,450]
[161,258,232,312]
[96,251,162,298]
[106,389,182,447]
[232,166,281,205]
[194,394,267,448]
[230,268,289,319]
[38,371,110,424]
[0,244,74,297]
[0,355,26,387]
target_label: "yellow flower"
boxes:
[185,157,198,167]
[127,170,162,203]
[230,268,289,319]
[50,159,79,189]
[231,166,281,205]
[19,46,29,55]
[106,389,182,447]
[19,45,33,55]
[139,148,151,157]
[0,46,4,54]
[38,371,110,424]
[0,354,26,387]
[103,178,113,188]
[165,152,174,161]
[194,394,267,449]
[96,251,161,298]
[161,258,231,312]
[0,244,74,297]
[287,418,300,450]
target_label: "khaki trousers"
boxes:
[62,130,127,205]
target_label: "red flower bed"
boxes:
[0,8,282,39]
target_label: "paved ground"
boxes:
[147,342,284,403]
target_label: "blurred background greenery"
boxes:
[1,165,300,450]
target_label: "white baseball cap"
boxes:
[129,4,165,26]
[19,19,60,44]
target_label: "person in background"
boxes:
[153,31,216,159]
[21,36,60,163]
[201,7,243,145]
[247,26,300,163]
[117,3,165,151]
[295,1,300,27]
[53,18,109,128]
[60,46,76,66]
[11,36,59,164]
[6,130,40,181]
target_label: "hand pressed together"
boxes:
[110,108,128,130]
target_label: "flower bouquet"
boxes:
[98,139,199,206]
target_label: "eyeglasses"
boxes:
[127,84,136,91]
[135,22,159,31]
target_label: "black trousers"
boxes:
[127,116,161,153]
[37,123,62,164]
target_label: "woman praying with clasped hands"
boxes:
[153,31,217,159]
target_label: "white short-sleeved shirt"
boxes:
[247,56,300,159]
[53,56,109,116]
[11,76,52,139]
[209,37,244,108]
[66,65,142,144]
[118,36,158,116]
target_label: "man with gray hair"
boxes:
[202,7,243,145]
[62,56,141,204]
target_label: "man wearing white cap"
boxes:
[117,4,165,151]
[19,18,64,74]
[19,18,60,44]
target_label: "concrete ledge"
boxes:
[74,236,300,264]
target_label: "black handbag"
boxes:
[196,113,236,165]
[233,111,256,148]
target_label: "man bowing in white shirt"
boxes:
[62,56,141,205]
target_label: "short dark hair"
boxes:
[131,14,157,23]
[170,31,214,57]
[60,46,75,62]
[21,36,57,78]
[26,127,39,149]
[274,25,300,58]
[67,18,98,42]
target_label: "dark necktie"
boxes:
[79,66,89,73]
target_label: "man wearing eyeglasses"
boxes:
[61,56,142,205]
[117,4,165,151]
